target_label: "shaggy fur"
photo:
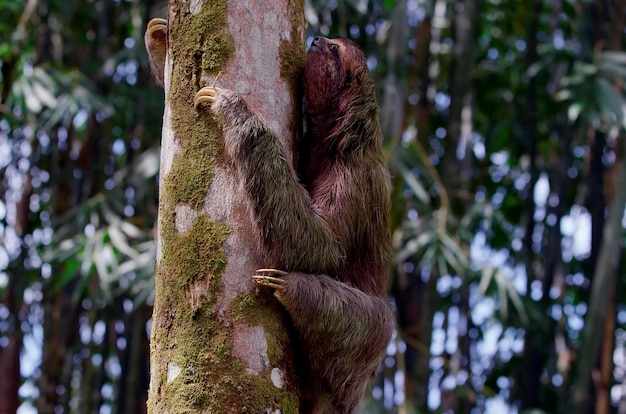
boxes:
[146,25,393,413]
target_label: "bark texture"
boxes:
[148,1,305,412]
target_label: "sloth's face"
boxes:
[304,36,367,110]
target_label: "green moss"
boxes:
[230,292,291,364]
[278,36,305,95]
[278,4,306,158]
[170,1,234,76]
[230,292,257,319]
[265,333,285,365]
[151,207,230,412]
[162,126,217,208]
[149,1,235,412]
[203,358,300,413]
[164,0,234,209]
[149,1,304,412]
[234,369,300,414]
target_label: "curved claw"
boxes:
[194,86,220,108]
[257,268,288,276]
[252,275,284,290]
[147,18,167,37]
[148,18,167,29]
[252,269,288,291]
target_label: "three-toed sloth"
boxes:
[146,20,393,413]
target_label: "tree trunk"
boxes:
[0,333,21,413]
[440,0,478,411]
[38,276,79,413]
[595,6,624,413]
[380,0,408,144]
[441,0,477,199]
[148,1,305,412]
[119,304,150,414]
[570,136,626,414]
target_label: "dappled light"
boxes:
[0,0,625,413]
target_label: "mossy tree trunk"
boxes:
[148,1,305,412]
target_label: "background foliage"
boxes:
[0,0,625,413]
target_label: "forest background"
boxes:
[0,0,625,413]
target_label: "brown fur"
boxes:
[146,27,393,413]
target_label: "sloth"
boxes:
[146,20,393,413]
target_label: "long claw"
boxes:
[194,95,216,106]
[252,275,284,290]
[194,86,219,108]
[252,269,288,292]
[147,18,167,30]
[252,275,285,284]
[256,268,288,276]
[147,18,167,38]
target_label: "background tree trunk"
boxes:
[439,1,478,412]
[570,135,626,413]
[148,0,305,412]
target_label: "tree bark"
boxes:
[441,0,477,199]
[381,0,408,143]
[0,334,21,413]
[570,136,626,414]
[440,0,478,412]
[595,6,624,413]
[148,1,304,412]
[119,304,150,414]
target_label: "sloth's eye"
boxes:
[329,44,338,51]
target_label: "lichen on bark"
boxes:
[149,0,235,412]
[149,0,304,412]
